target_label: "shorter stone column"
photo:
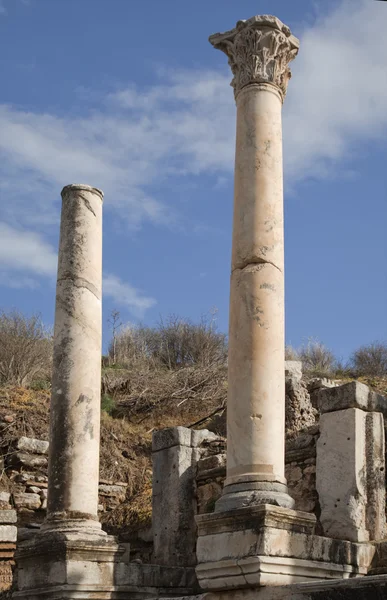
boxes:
[14,185,124,600]
[316,382,386,542]
[152,427,218,567]
[46,184,104,531]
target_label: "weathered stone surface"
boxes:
[197,454,226,474]
[9,452,47,469]
[317,380,386,415]
[317,407,386,542]
[285,361,302,380]
[209,15,299,99]
[0,510,16,524]
[191,429,219,448]
[13,492,41,510]
[0,492,10,506]
[16,436,49,455]
[27,486,42,495]
[195,505,372,590]
[152,428,198,566]
[197,483,223,515]
[45,184,104,529]
[152,426,192,452]
[285,377,316,435]
[98,484,126,500]
[286,466,302,482]
[0,526,17,542]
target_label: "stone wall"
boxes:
[0,436,128,535]
[196,426,320,521]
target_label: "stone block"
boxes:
[317,381,386,415]
[197,454,226,474]
[0,510,16,524]
[317,407,386,542]
[195,505,373,591]
[16,436,49,455]
[197,482,222,514]
[27,486,42,494]
[152,426,192,452]
[0,492,10,506]
[9,452,48,469]
[98,484,126,499]
[191,429,219,447]
[152,429,198,566]
[13,492,41,510]
[285,361,302,380]
[0,526,17,543]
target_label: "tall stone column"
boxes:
[210,16,299,511]
[45,183,104,532]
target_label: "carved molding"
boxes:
[209,15,299,100]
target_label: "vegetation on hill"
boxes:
[0,308,386,536]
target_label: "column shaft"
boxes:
[46,184,103,529]
[228,83,285,485]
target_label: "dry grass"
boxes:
[102,362,228,430]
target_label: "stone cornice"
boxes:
[209,15,299,101]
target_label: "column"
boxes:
[209,16,299,511]
[45,184,104,532]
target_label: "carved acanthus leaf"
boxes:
[209,15,299,100]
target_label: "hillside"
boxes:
[0,368,386,540]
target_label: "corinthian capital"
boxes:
[209,15,299,100]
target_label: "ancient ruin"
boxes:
[0,11,386,600]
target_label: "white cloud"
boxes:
[0,222,156,317]
[103,274,156,318]
[283,0,387,181]
[0,0,385,235]
[0,222,57,277]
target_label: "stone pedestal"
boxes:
[209,15,299,513]
[152,427,217,567]
[196,505,373,591]
[317,382,386,543]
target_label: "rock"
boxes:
[25,480,47,489]
[285,466,302,482]
[27,486,42,495]
[16,437,49,455]
[98,484,126,500]
[285,377,316,435]
[0,526,17,542]
[41,499,47,510]
[13,493,41,510]
[1,416,14,424]
[285,361,303,380]
[197,482,222,514]
[39,489,48,499]
[0,493,10,506]
[9,453,48,469]
[197,454,226,474]
[317,381,387,416]
[0,510,16,524]
[205,409,227,437]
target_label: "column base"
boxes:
[14,528,124,600]
[14,528,199,599]
[196,504,374,591]
[215,481,295,512]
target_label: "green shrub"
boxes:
[101,393,115,415]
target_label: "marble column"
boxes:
[45,184,104,532]
[210,16,299,511]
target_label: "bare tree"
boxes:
[108,309,122,365]
[0,310,53,386]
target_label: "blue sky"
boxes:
[0,0,386,360]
